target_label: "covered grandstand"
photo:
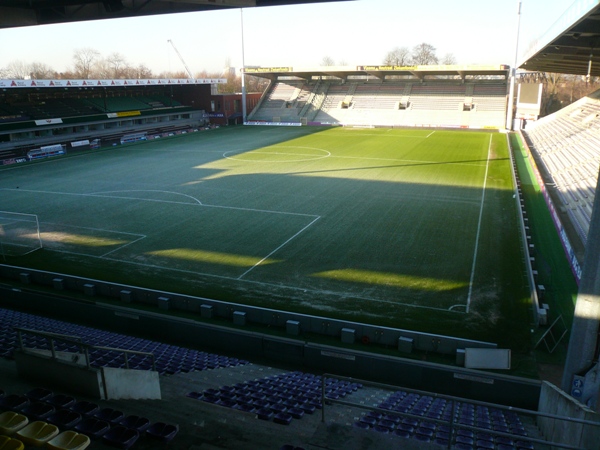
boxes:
[0,78,225,164]
[244,65,509,129]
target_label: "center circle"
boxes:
[223,145,331,163]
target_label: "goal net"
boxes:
[0,211,43,257]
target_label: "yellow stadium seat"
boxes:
[0,435,25,450]
[15,421,59,447]
[0,411,28,435]
[46,431,90,450]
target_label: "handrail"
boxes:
[321,373,598,450]
[14,326,156,372]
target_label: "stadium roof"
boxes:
[519,0,600,77]
[243,65,510,80]
[0,0,349,29]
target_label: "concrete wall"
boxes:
[537,381,600,449]
[14,349,103,398]
[0,264,496,355]
[0,285,542,409]
[102,367,161,400]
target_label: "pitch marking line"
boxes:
[322,132,432,138]
[223,145,331,163]
[466,134,493,313]
[0,188,318,219]
[39,221,147,259]
[101,235,147,258]
[331,154,485,168]
[91,190,203,205]
[237,215,321,280]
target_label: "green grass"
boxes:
[0,126,532,351]
[510,133,578,359]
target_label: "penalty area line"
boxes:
[237,216,321,280]
[100,234,147,258]
[466,133,492,313]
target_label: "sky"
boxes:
[0,0,577,77]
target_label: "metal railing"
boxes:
[14,326,156,372]
[321,373,599,450]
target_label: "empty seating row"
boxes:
[188,371,362,426]
[0,307,248,375]
[0,387,177,448]
[354,389,535,450]
[523,89,600,242]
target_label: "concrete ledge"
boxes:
[341,328,355,344]
[120,290,133,303]
[157,296,170,310]
[286,320,300,336]
[53,278,64,290]
[233,311,247,326]
[201,304,213,319]
[84,283,95,296]
[398,336,413,353]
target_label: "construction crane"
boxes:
[167,39,194,79]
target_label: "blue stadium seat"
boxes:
[0,395,29,412]
[21,402,54,421]
[102,425,139,449]
[353,421,369,430]
[119,415,150,433]
[94,408,124,424]
[25,388,52,402]
[256,408,274,421]
[74,417,110,440]
[47,409,82,429]
[47,394,75,410]
[273,413,293,425]
[145,422,178,443]
[70,401,99,418]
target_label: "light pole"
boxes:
[241,8,247,124]
[506,0,523,130]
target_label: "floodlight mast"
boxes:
[167,39,194,79]
[506,0,522,130]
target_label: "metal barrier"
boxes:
[14,326,156,372]
[320,373,599,450]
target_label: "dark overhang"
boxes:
[243,65,510,81]
[0,0,350,29]
[519,0,600,76]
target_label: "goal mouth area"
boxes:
[0,211,42,257]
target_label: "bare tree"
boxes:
[441,53,457,65]
[157,70,188,79]
[411,43,438,65]
[320,56,335,66]
[106,52,128,78]
[29,62,55,79]
[94,59,112,79]
[73,47,100,78]
[6,60,30,79]
[383,47,411,66]
[134,64,153,79]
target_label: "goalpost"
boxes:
[0,211,43,257]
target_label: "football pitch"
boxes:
[0,126,532,348]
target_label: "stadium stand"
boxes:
[2,304,591,449]
[522,88,600,244]
[0,308,247,375]
[250,78,507,129]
